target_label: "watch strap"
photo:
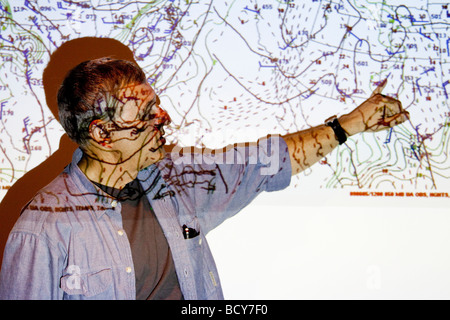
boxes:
[325,116,347,145]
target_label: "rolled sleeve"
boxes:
[172,135,292,234]
[257,135,292,192]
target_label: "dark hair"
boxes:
[57,57,146,145]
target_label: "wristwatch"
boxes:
[325,115,347,145]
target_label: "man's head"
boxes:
[58,58,170,166]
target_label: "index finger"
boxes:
[371,78,387,97]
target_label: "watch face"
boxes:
[325,117,347,144]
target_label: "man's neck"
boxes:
[78,143,167,189]
[78,152,142,189]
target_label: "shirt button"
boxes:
[117,230,124,236]
[126,267,132,273]
[111,200,118,207]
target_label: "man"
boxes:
[0,58,408,299]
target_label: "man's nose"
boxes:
[155,106,171,126]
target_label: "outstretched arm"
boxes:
[283,80,410,176]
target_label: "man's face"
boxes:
[105,82,171,168]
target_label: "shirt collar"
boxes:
[66,148,119,218]
[66,149,170,218]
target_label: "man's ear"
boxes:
[89,119,112,147]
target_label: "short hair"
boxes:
[57,57,146,146]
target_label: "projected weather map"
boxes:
[0,0,449,202]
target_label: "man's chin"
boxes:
[139,147,166,171]
[149,136,166,153]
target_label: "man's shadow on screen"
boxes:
[0,37,138,266]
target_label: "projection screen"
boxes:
[0,0,449,299]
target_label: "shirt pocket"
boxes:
[60,267,113,298]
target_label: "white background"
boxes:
[207,187,450,299]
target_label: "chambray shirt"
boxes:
[0,136,291,300]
